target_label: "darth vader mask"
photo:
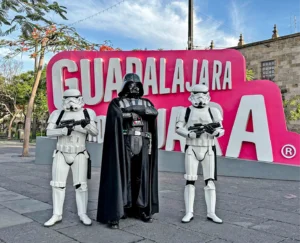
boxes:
[118,73,144,98]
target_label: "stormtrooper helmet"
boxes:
[188,84,210,108]
[62,89,85,111]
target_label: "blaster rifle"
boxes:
[188,123,205,136]
[188,122,221,136]
[57,119,83,129]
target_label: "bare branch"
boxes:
[0,58,23,83]
[0,103,13,116]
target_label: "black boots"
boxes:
[139,212,153,223]
[108,211,153,229]
[109,220,119,229]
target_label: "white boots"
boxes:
[76,188,92,226]
[182,185,195,223]
[44,187,65,227]
[204,181,223,224]
[44,187,92,227]
[182,182,222,224]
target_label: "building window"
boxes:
[261,60,275,81]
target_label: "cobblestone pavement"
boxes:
[0,142,299,243]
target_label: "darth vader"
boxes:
[96,73,159,229]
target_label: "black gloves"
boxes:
[205,124,215,134]
[67,127,73,136]
[81,118,90,128]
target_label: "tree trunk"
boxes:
[22,40,47,157]
[31,43,39,140]
[32,115,37,139]
[34,43,39,74]
[7,113,17,140]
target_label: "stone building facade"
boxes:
[226,26,300,132]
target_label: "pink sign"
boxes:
[46,50,300,166]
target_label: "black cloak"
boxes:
[96,97,159,223]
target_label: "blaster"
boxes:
[188,123,205,136]
[206,122,221,129]
[188,122,221,136]
[57,119,83,129]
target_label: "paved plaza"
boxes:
[0,141,299,243]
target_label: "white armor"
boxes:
[176,84,224,224]
[44,89,98,227]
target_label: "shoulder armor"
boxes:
[85,108,97,121]
[141,98,154,107]
[209,107,223,122]
[47,110,63,124]
[176,106,187,123]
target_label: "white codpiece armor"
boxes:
[44,89,98,227]
[176,84,224,225]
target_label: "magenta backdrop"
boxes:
[46,50,300,166]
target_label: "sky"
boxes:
[1,0,300,72]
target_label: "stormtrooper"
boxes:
[44,89,98,227]
[176,84,224,224]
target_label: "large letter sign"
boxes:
[47,50,300,166]
[226,95,273,162]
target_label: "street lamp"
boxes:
[188,0,194,50]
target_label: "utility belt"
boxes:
[123,129,152,155]
[123,130,152,139]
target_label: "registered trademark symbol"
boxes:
[281,144,297,159]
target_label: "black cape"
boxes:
[96,97,159,223]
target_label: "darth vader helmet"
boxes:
[118,73,144,98]
[188,84,211,108]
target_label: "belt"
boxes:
[123,130,152,139]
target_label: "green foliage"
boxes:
[0,132,7,138]
[0,0,67,37]
[284,95,300,121]
[0,1,110,155]
[35,131,44,137]
[246,69,254,81]
[34,65,48,118]
[0,75,4,89]
[12,72,34,106]
[0,79,16,117]
[9,66,48,117]
[0,64,47,117]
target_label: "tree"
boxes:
[0,58,23,82]
[0,75,6,120]
[0,69,37,139]
[284,95,300,121]
[0,89,23,139]
[246,69,254,81]
[100,45,121,51]
[0,0,66,150]
[0,59,23,139]
[34,66,47,113]
[1,67,49,139]
[34,80,48,136]
[26,65,48,139]
[1,22,113,155]
[0,0,67,37]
